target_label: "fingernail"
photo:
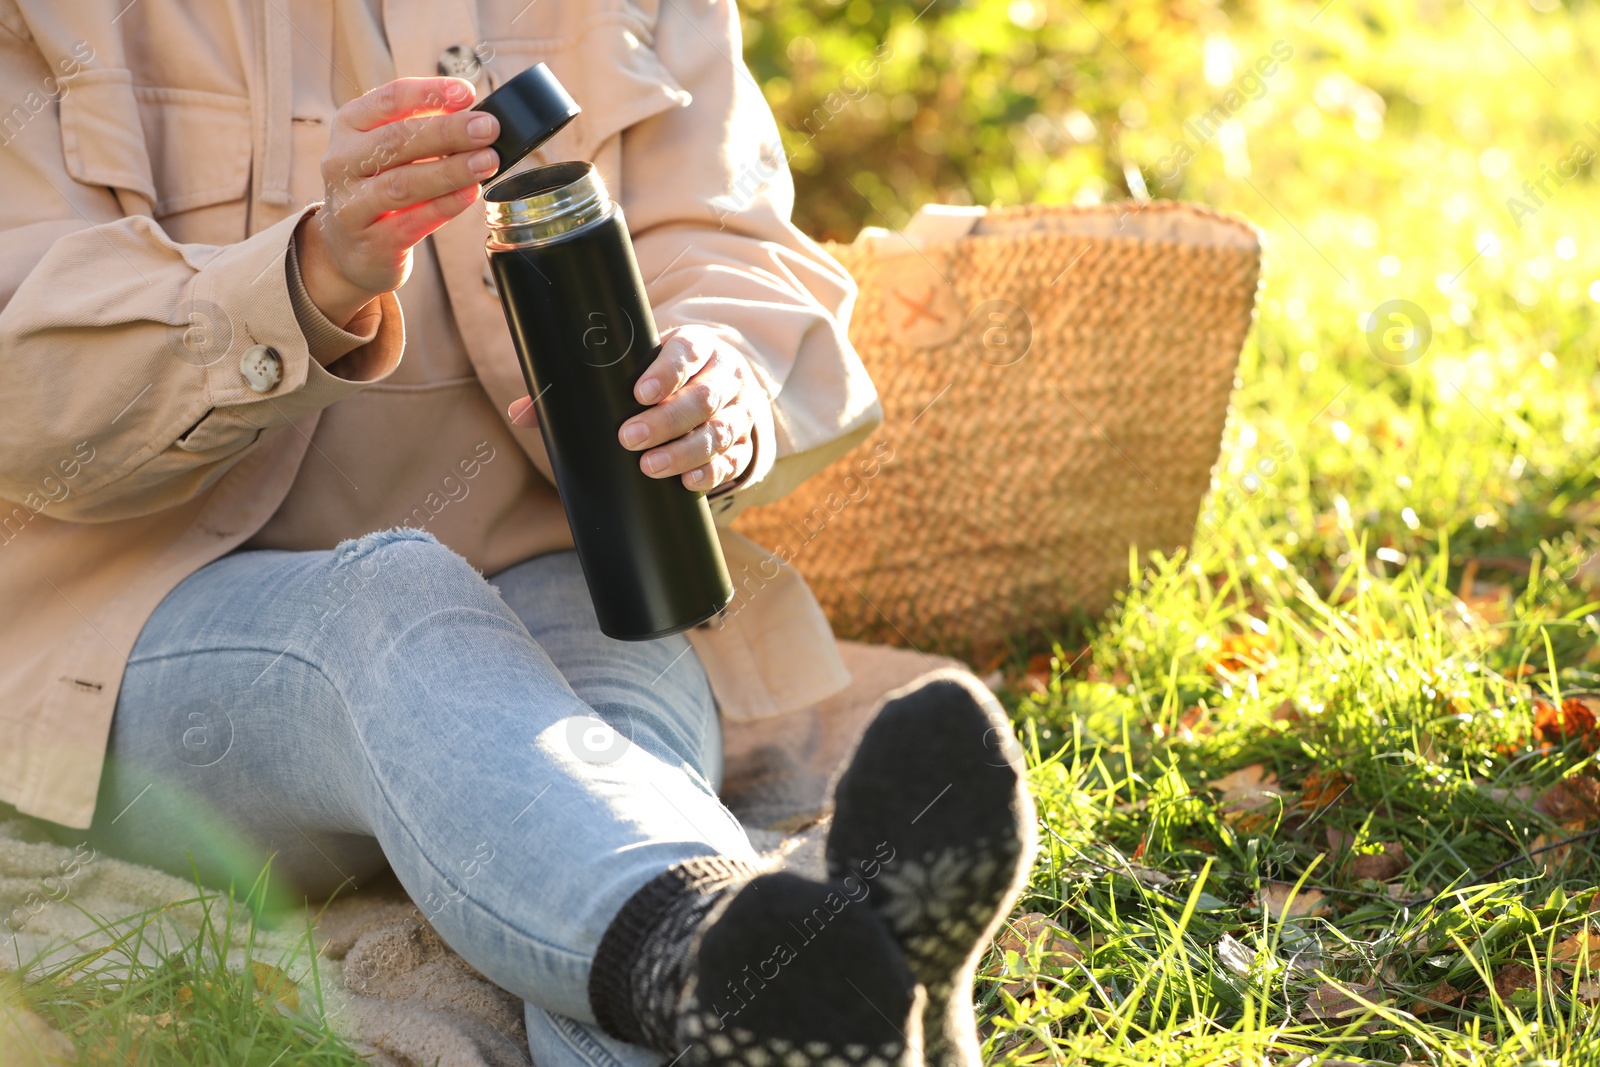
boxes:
[467,114,497,140]
[468,148,498,177]
[688,468,707,487]
[644,452,670,474]
[638,378,663,404]
[622,422,649,447]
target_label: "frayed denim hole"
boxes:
[331,526,441,567]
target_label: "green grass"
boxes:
[2,867,357,1066]
[960,0,1600,1057]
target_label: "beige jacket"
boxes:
[0,0,883,829]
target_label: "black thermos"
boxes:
[474,66,734,640]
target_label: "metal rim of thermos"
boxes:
[484,161,615,249]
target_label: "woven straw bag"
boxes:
[734,200,1262,656]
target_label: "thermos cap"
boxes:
[471,63,581,182]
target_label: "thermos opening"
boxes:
[484,161,613,249]
[485,160,593,202]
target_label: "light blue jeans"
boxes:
[88,528,759,1066]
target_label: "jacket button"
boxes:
[239,344,283,393]
[437,45,483,79]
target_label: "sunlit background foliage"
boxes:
[745,0,1600,1062]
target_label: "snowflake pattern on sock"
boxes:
[824,669,1038,1067]
[679,1003,909,1067]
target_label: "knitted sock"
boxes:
[590,860,922,1064]
[590,855,761,1051]
[680,871,922,1065]
[825,669,1037,1067]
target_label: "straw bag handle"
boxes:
[851,200,1261,256]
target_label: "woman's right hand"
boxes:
[295,76,500,327]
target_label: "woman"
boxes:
[0,1,1032,1063]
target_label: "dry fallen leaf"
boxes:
[1272,699,1302,723]
[1534,775,1600,823]
[1207,632,1277,676]
[1261,883,1330,919]
[1213,764,1281,810]
[1411,980,1462,1015]
[1530,819,1588,875]
[1299,981,1384,1020]
[1213,764,1283,829]
[1551,928,1600,965]
[248,960,300,1012]
[994,912,1085,964]
[174,980,215,1005]
[1017,651,1058,695]
[1349,842,1410,882]
[1576,977,1600,1004]
[1228,810,1275,832]
[1300,768,1351,811]
[1492,962,1564,997]
[1533,699,1600,752]
[1175,704,1211,742]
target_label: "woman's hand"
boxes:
[507,325,761,492]
[295,77,500,327]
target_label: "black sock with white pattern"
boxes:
[590,860,922,1064]
[825,669,1037,1067]
[679,871,922,1065]
[590,855,761,1051]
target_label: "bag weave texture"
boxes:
[734,201,1263,653]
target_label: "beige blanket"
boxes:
[0,641,964,1066]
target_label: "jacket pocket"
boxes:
[60,71,252,237]
[483,15,690,165]
[58,68,157,216]
[132,86,253,218]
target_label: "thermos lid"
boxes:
[471,63,581,182]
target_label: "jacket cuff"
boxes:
[199,206,403,425]
[284,221,386,369]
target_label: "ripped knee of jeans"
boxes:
[331,526,441,569]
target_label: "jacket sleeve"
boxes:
[621,0,882,526]
[0,29,402,523]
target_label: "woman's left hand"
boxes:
[506,324,759,492]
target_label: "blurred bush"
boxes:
[742,0,1235,240]
[741,0,1600,243]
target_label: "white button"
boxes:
[239,344,282,393]
[437,45,482,79]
